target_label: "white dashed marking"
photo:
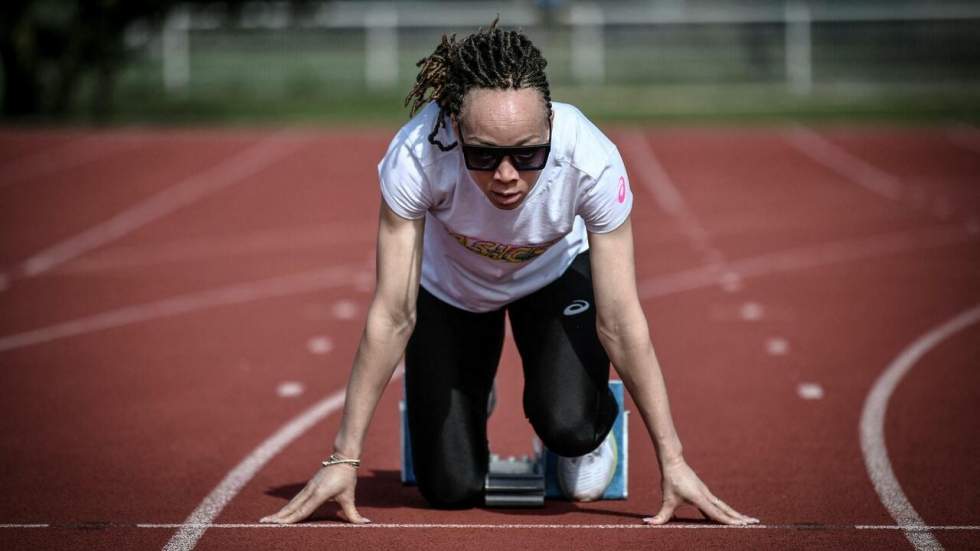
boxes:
[306,336,334,355]
[276,382,304,398]
[719,272,743,293]
[797,383,824,400]
[766,338,789,356]
[739,302,764,321]
[332,300,358,320]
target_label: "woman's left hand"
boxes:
[643,458,760,526]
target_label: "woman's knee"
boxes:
[416,469,485,509]
[528,395,619,457]
[532,414,603,456]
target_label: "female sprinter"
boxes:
[261,19,758,526]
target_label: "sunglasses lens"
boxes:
[510,147,549,170]
[463,148,500,171]
[462,145,550,171]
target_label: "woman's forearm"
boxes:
[331,305,415,459]
[599,316,684,468]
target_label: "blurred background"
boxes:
[2,0,979,125]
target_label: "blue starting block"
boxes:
[400,379,629,503]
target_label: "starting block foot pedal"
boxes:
[484,455,545,508]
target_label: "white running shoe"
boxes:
[557,430,617,501]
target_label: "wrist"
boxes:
[657,443,684,469]
[333,436,361,460]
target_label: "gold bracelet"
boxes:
[322,453,360,469]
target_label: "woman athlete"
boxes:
[261,19,758,526]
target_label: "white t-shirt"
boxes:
[378,100,632,312]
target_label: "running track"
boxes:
[0,123,977,550]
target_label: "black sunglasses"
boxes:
[457,118,552,171]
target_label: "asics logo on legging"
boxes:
[563,299,590,316]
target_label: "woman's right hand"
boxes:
[259,463,371,525]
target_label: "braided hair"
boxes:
[404,16,553,151]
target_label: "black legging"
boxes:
[404,251,620,509]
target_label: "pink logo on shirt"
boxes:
[617,176,627,204]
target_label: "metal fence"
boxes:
[122,1,980,107]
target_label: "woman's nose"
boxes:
[494,156,520,182]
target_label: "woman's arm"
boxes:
[333,200,425,459]
[588,216,758,526]
[260,199,424,525]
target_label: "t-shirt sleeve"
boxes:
[377,140,432,220]
[576,144,633,233]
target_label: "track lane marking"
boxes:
[618,130,729,273]
[6,132,308,283]
[860,304,980,551]
[638,224,976,300]
[0,264,361,353]
[161,365,404,551]
[3,522,979,530]
[784,126,904,202]
[0,134,147,190]
[55,222,374,274]
[1,225,972,353]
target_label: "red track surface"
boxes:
[0,124,978,550]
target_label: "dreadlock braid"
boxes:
[403,16,553,151]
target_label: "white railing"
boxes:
[156,1,980,95]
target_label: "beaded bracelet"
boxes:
[322,453,361,469]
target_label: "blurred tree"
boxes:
[0,0,182,120]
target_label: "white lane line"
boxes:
[144,523,980,530]
[860,304,980,551]
[276,382,304,398]
[784,126,904,202]
[0,135,147,190]
[797,383,824,400]
[616,131,684,216]
[57,223,374,274]
[945,124,980,155]
[15,132,308,279]
[719,271,743,293]
[161,364,404,551]
[617,131,729,274]
[2,225,971,354]
[0,264,360,353]
[639,224,976,300]
[4,522,980,530]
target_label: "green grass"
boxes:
[93,81,980,127]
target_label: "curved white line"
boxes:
[161,365,403,551]
[860,304,980,551]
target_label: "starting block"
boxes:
[400,380,629,507]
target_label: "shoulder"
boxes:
[552,101,620,182]
[383,101,456,170]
